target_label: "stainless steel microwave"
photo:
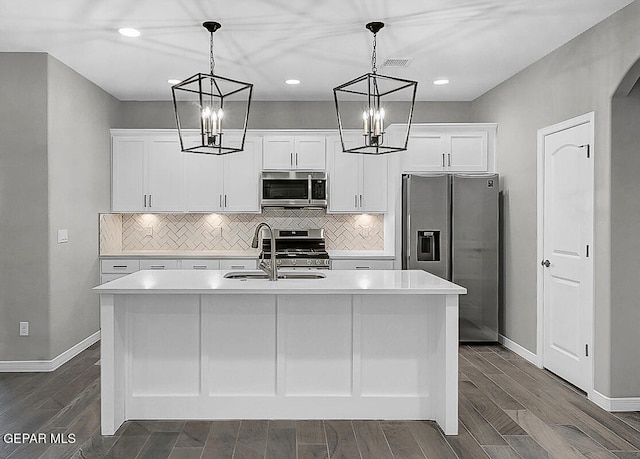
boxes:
[261,171,328,208]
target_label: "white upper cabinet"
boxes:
[112,130,260,214]
[111,132,185,212]
[402,124,496,173]
[263,135,326,170]
[327,134,388,213]
[184,135,262,213]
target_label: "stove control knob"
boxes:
[291,259,297,265]
[315,259,321,265]
[277,260,282,266]
[307,259,312,265]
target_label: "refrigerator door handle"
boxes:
[406,213,411,262]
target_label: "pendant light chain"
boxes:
[371,32,377,74]
[209,31,215,75]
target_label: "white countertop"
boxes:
[94,269,466,295]
[99,250,260,259]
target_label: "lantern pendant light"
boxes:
[333,22,418,155]
[172,21,253,155]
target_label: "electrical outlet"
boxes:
[144,226,153,237]
[19,322,29,336]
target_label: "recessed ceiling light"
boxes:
[118,27,141,38]
[285,79,301,85]
[167,79,181,85]
[433,79,450,86]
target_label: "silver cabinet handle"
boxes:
[113,265,128,269]
[290,153,294,167]
[192,265,207,269]
[224,195,227,207]
[144,194,147,208]
[355,266,371,270]
[148,195,152,207]
[442,154,445,167]
[219,194,222,207]
[150,265,165,269]
[230,265,245,269]
[448,153,451,167]
[295,153,298,167]
[360,194,363,208]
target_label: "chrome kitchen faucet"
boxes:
[251,222,278,281]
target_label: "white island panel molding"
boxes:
[95,270,465,436]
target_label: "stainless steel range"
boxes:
[259,228,330,269]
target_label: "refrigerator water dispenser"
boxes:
[417,230,440,261]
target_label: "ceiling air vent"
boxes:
[381,58,412,68]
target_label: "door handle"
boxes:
[541,259,550,267]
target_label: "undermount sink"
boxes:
[223,270,326,280]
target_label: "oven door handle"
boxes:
[307,174,312,204]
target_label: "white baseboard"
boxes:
[0,330,100,372]
[589,389,640,412]
[498,334,542,367]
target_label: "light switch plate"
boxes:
[57,229,68,243]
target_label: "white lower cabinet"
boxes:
[220,259,257,270]
[180,259,220,270]
[99,257,257,283]
[139,259,179,270]
[331,259,395,270]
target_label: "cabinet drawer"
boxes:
[139,259,179,270]
[180,259,220,270]
[101,259,140,274]
[100,273,129,283]
[331,259,395,270]
[219,259,257,270]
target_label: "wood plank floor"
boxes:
[1,342,639,458]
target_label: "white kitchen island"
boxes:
[94,269,465,436]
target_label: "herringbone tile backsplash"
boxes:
[100,210,384,253]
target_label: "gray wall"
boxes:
[472,1,640,397]
[117,100,473,130]
[611,83,640,397]
[0,53,51,360]
[47,56,119,358]
[0,53,118,361]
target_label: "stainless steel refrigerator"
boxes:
[402,173,499,342]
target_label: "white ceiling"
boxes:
[0,0,634,102]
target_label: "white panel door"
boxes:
[403,134,444,171]
[448,131,488,171]
[112,137,145,212]
[147,138,185,212]
[223,137,261,212]
[263,136,294,169]
[328,137,360,212]
[185,153,224,212]
[541,117,593,392]
[294,136,326,170]
[361,154,388,212]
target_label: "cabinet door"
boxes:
[294,137,326,170]
[263,136,294,169]
[222,136,261,213]
[361,154,388,212]
[328,137,361,212]
[147,138,185,212]
[447,131,488,171]
[403,134,445,172]
[185,152,224,212]
[112,137,145,212]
